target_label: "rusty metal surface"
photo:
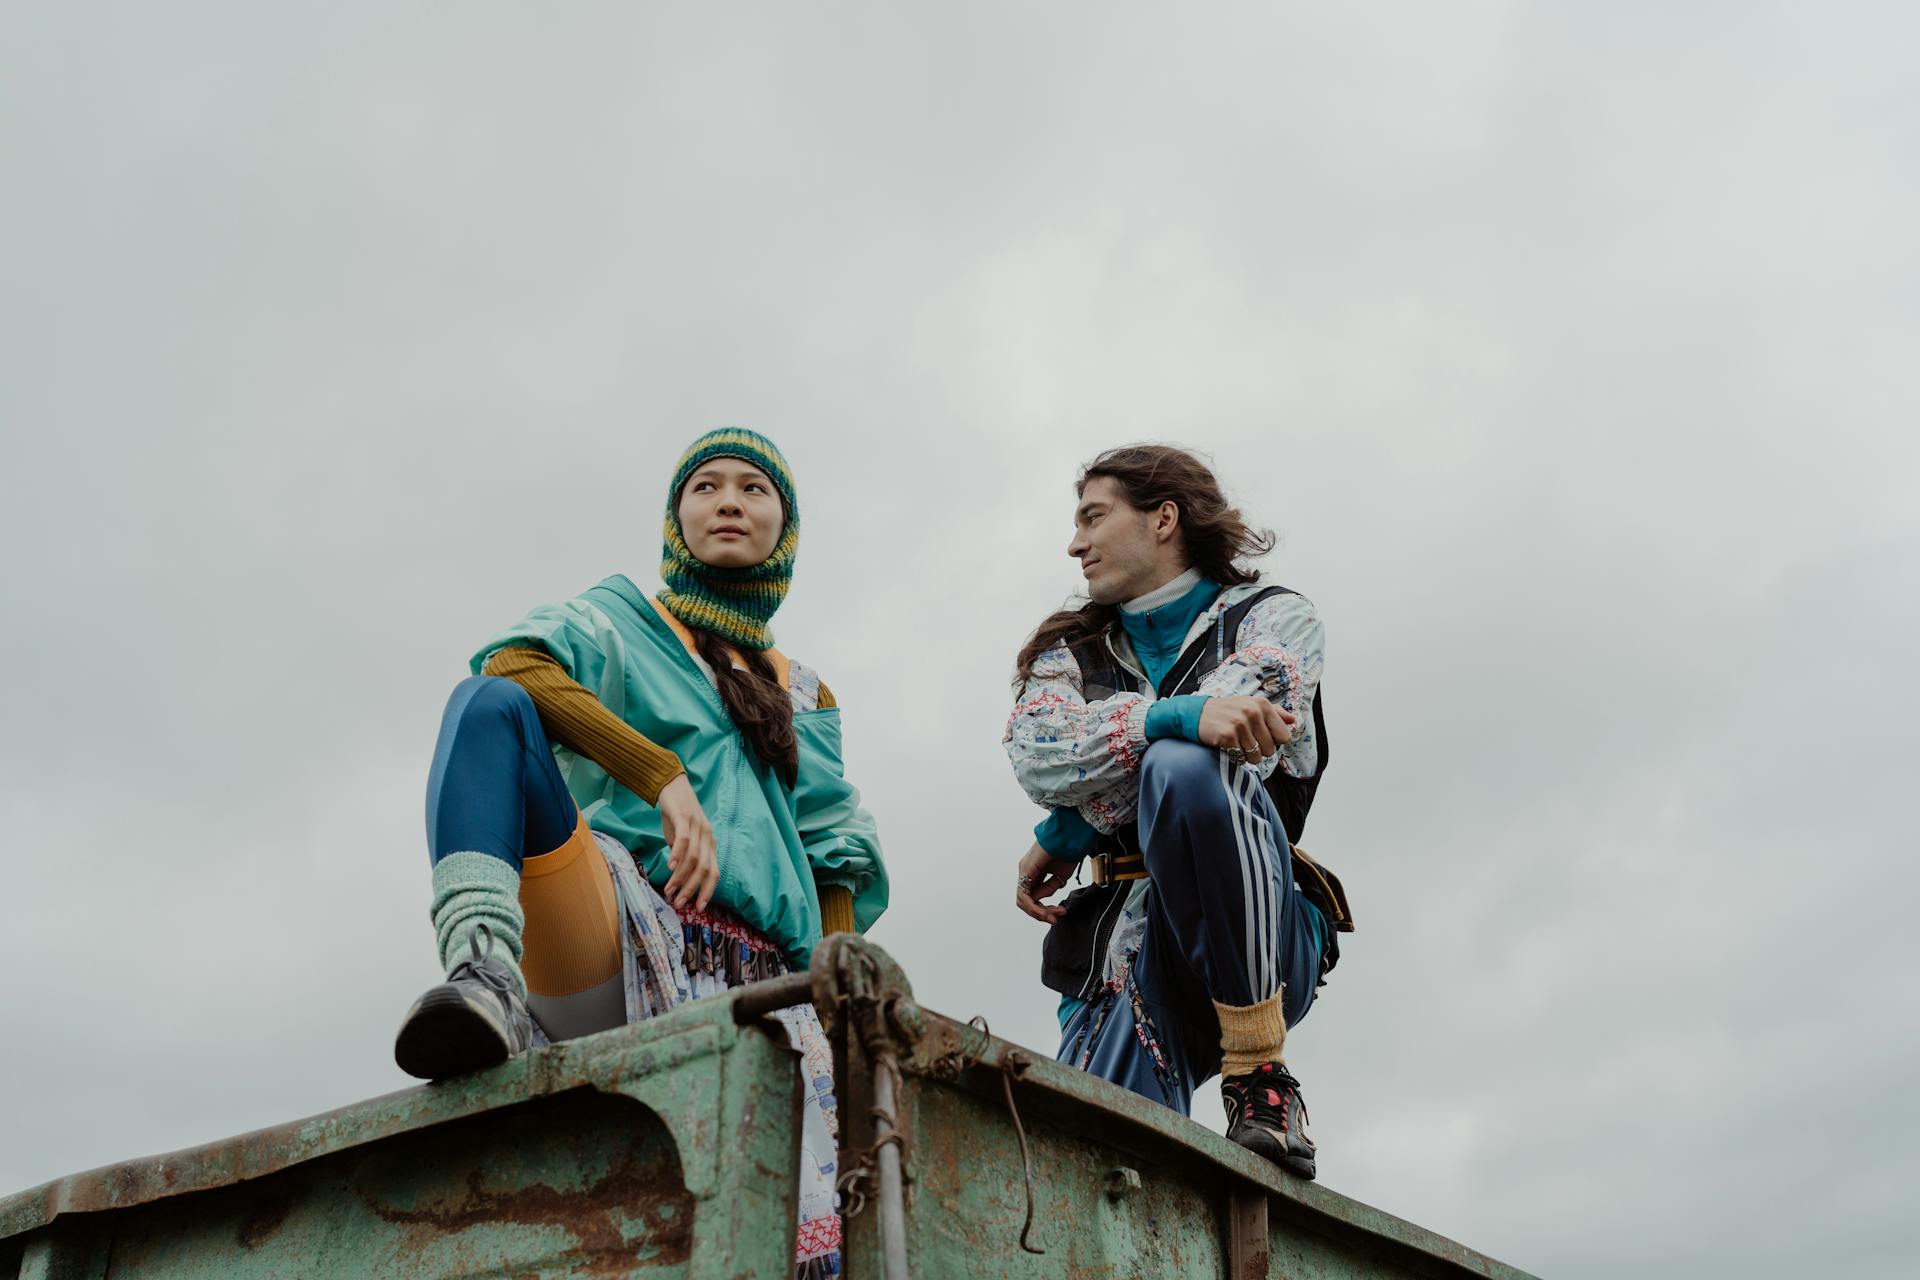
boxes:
[1,1016,727,1241]
[13,1230,107,1280]
[2,1002,803,1279]
[852,948,1540,1280]
[5,938,1537,1279]
[898,1006,1535,1277]
[98,1092,694,1278]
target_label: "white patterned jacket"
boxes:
[1003,580,1326,835]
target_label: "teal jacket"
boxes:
[472,574,888,966]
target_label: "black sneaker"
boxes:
[394,924,535,1081]
[1221,1062,1316,1180]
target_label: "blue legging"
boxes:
[424,676,578,869]
[1060,739,1324,1113]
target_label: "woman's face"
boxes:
[677,458,785,568]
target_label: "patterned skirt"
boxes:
[579,833,842,1278]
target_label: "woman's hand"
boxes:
[1197,695,1296,766]
[1015,841,1078,924]
[658,774,720,912]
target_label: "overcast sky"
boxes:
[4,4,1916,1276]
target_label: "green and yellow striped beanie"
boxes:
[658,427,799,651]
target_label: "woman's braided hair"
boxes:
[691,624,798,786]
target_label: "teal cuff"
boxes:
[1034,807,1099,861]
[1145,695,1209,743]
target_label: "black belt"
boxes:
[1088,846,1352,935]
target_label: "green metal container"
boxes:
[1,938,1536,1278]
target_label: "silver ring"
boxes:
[1017,875,1036,892]
[1224,747,1248,764]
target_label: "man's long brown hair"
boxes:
[1013,445,1274,684]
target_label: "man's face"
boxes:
[676,458,785,568]
[1068,476,1164,605]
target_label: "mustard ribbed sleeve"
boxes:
[818,884,856,935]
[482,645,686,805]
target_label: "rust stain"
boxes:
[236,1187,295,1249]
[354,1148,692,1275]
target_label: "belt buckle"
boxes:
[1090,852,1146,886]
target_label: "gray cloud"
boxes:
[3,5,1915,1276]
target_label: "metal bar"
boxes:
[1227,1189,1271,1279]
[870,1062,911,1280]
[730,972,816,1023]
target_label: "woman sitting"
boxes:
[393,427,886,1280]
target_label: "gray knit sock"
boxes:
[430,852,528,996]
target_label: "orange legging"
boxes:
[520,813,625,1038]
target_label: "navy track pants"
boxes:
[1058,739,1324,1114]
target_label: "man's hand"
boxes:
[658,773,720,912]
[1015,841,1077,924]
[1198,695,1297,766]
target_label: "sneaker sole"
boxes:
[394,987,513,1081]
[1230,1127,1318,1181]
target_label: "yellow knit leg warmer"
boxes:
[1214,989,1288,1078]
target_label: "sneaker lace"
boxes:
[447,923,517,1002]
[1235,1066,1309,1128]
[1276,1070,1310,1127]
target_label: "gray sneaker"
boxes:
[394,924,534,1080]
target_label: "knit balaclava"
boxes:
[658,427,799,651]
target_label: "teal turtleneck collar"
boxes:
[1119,567,1221,690]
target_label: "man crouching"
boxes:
[1003,444,1352,1180]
